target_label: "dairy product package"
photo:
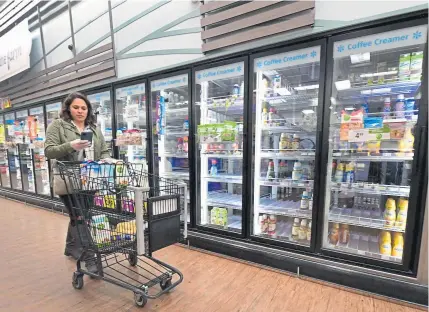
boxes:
[410,51,423,82]
[398,53,411,81]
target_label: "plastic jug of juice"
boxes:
[379,231,392,256]
[384,198,397,228]
[395,198,408,230]
[392,232,404,258]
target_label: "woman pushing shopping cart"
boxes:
[57,160,185,307]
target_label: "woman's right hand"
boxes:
[70,139,90,151]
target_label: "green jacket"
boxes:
[45,119,110,161]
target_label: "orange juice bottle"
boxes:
[395,198,408,230]
[379,231,392,256]
[384,198,397,228]
[392,233,404,258]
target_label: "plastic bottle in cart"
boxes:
[396,94,405,118]
[383,97,391,119]
[210,159,218,176]
[267,161,275,180]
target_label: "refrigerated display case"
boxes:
[16,109,35,193]
[322,24,427,266]
[46,102,61,198]
[115,82,148,170]
[5,112,21,190]
[251,45,324,247]
[29,106,50,196]
[150,72,191,223]
[194,60,247,234]
[46,102,61,126]
[0,115,10,188]
[87,90,114,157]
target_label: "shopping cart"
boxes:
[57,160,186,307]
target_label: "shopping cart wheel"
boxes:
[72,272,84,290]
[128,253,138,267]
[160,278,172,291]
[134,293,147,307]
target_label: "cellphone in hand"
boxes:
[80,130,93,144]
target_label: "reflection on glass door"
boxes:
[46,102,61,126]
[115,83,147,169]
[195,61,245,233]
[5,112,21,190]
[87,91,113,157]
[252,46,322,246]
[323,25,427,264]
[0,115,10,188]
[150,73,190,223]
[46,102,61,198]
[30,106,50,196]
[16,109,35,193]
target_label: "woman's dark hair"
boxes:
[60,92,96,126]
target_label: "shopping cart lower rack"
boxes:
[57,160,187,308]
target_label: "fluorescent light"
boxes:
[360,71,398,78]
[335,80,351,91]
[294,84,319,91]
[350,52,370,64]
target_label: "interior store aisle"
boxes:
[0,198,423,312]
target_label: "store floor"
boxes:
[0,198,424,312]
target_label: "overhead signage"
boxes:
[116,84,145,98]
[151,74,188,92]
[196,62,244,83]
[0,19,32,83]
[254,46,321,71]
[46,102,61,112]
[88,91,110,103]
[334,25,427,58]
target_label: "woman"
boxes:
[45,92,110,273]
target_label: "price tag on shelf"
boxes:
[348,129,368,142]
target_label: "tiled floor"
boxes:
[0,198,424,312]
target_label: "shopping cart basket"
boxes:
[57,160,186,308]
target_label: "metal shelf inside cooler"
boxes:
[327,233,402,263]
[331,182,410,197]
[260,150,315,160]
[258,197,312,219]
[203,174,242,183]
[329,207,405,232]
[259,178,314,189]
[336,81,421,100]
[331,154,413,162]
[207,192,242,210]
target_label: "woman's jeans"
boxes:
[60,193,95,262]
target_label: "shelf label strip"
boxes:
[254,46,321,71]
[151,74,188,92]
[196,62,244,83]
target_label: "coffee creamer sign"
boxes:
[0,20,32,82]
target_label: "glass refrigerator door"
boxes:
[252,47,322,246]
[0,116,10,188]
[16,109,35,193]
[87,91,113,156]
[29,106,50,196]
[46,102,62,198]
[195,61,245,233]
[46,102,61,126]
[323,25,427,264]
[5,113,21,190]
[115,83,147,168]
[150,73,190,223]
